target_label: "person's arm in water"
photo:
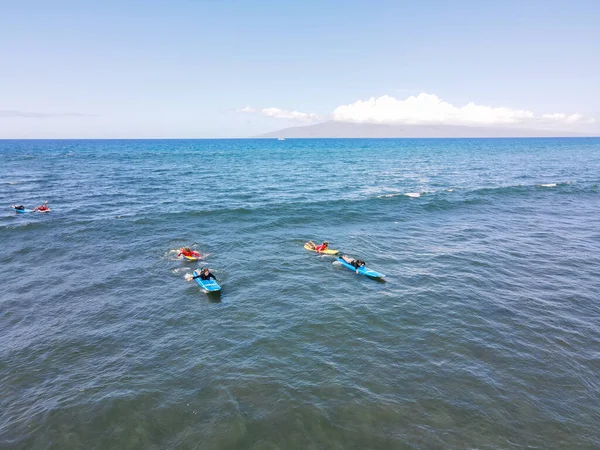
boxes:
[349,259,360,273]
[192,270,203,279]
[355,260,365,273]
[193,271,216,280]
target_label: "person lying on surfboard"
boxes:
[306,240,329,252]
[193,267,217,281]
[340,255,366,273]
[11,205,25,211]
[178,247,200,258]
[32,201,49,212]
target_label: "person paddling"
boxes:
[178,247,200,258]
[193,267,217,281]
[306,240,329,252]
[340,255,366,273]
[33,201,50,212]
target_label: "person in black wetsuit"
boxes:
[12,205,25,211]
[340,255,366,273]
[193,267,217,281]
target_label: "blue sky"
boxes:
[1,0,599,137]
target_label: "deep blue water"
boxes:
[1,138,600,449]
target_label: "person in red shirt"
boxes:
[306,240,329,252]
[33,201,50,212]
[178,247,201,259]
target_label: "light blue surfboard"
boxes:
[336,257,385,279]
[12,206,34,213]
[193,269,221,292]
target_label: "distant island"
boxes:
[258,121,591,138]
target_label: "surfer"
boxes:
[178,247,200,258]
[33,201,50,212]
[306,240,329,252]
[11,205,25,211]
[340,255,366,273]
[193,267,217,281]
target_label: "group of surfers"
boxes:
[306,240,367,274]
[178,247,217,281]
[10,201,51,212]
[179,240,367,286]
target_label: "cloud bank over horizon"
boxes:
[238,106,322,122]
[240,93,595,129]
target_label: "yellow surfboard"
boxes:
[304,243,339,255]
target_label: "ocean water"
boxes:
[1,138,600,449]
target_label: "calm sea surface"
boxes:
[1,138,600,449]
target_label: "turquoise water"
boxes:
[1,138,600,448]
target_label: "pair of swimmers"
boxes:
[307,240,366,274]
[11,201,50,212]
[178,247,217,281]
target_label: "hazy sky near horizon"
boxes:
[1,0,599,138]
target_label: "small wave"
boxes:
[2,221,44,231]
[537,183,557,188]
[376,191,426,199]
[164,249,181,260]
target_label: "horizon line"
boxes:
[1,136,600,141]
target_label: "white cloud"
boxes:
[238,106,321,122]
[239,93,595,128]
[238,106,255,113]
[261,107,321,121]
[332,93,535,125]
[541,113,583,124]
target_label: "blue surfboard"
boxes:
[193,269,221,292]
[336,257,385,279]
[12,206,34,213]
